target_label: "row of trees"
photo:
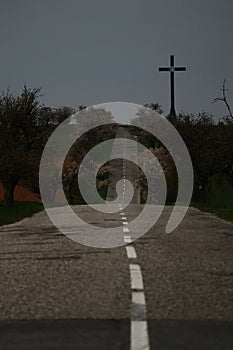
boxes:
[0,86,115,207]
[171,113,233,202]
[0,86,78,207]
[134,86,233,203]
[0,83,232,207]
[171,81,233,202]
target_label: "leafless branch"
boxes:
[212,79,233,119]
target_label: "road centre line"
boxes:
[129,264,144,290]
[124,235,132,243]
[126,246,137,259]
[131,321,149,350]
[129,265,150,350]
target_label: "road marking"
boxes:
[119,130,150,350]
[129,264,144,290]
[131,291,147,321]
[131,321,149,350]
[132,291,146,307]
[126,246,137,259]
[129,265,150,350]
[124,235,132,243]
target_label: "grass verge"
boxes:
[0,201,44,226]
[191,202,233,222]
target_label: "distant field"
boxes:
[0,201,44,226]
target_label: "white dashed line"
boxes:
[126,246,137,259]
[131,291,147,322]
[132,291,146,306]
[124,235,132,243]
[120,162,150,349]
[131,321,149,350]
[129,264,144,290]
[129,265,150,350]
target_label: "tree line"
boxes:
[0,86,115,207]
[134,94,233,204]
[0,84,232,207]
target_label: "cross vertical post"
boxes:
[170,55,175,116]
[159,55,186,116]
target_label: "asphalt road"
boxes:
[0,127,233,349]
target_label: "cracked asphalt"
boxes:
[0,205,232,349]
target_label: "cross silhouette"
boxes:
[159,55,186,116]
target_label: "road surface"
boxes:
[0,127,233,349]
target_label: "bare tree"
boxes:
[212,79,233,120]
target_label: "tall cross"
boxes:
[159,55,186,116]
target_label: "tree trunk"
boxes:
[196,179,209,203]
[3,180,17,207]
[197,187,207,203]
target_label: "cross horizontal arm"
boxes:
[158,67,170,71]
[175,67,186,71]
[159,67,186,72]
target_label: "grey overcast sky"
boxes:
[0,0,232,117]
